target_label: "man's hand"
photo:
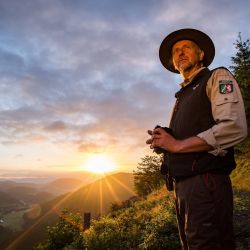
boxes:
[146,127,213,153]
[146,127,177,153]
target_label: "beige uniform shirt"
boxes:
[180,67,248,156]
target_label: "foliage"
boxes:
[139,200,180,249]
[230,33,250,129]
[84,188,179,250]
[233,188,250,250]
[34,210,85,250]
[231,136,250,249]
[231,137,250,190]
[133,155,165,197]
[84,217,125,250]
[110,196,139,213]
[230,35,250,248]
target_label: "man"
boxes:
[146,28,247,249]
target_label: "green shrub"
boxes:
[34,210,84,250]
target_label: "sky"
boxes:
[0,0,249,177]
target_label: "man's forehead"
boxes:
[172,40,199,49]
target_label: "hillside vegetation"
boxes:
[231,136,250,249]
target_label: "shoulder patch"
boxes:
[219,80,233,94]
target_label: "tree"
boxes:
[230,33,250,130]
[35,210,85,250]
[133,155,165,197]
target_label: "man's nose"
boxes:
[178,48,185,56]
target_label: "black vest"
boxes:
[168,68,236,177]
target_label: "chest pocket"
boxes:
[214,93,238,120]
[215,93,238,106]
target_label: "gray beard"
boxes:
[178,62,193,73]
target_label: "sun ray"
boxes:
[99,180,103,216]
[109,175,137,196]
[103,176,121,203]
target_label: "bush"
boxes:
[34,210,85,250]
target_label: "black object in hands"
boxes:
[153,125,173,154]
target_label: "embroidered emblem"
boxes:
[219,80,233,94]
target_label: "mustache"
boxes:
[178,56,189,61]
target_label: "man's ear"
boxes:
[199,50,205,62]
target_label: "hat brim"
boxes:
[159,28,215,73]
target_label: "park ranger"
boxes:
[146,28,247,249]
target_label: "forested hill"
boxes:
[32,137,250,250]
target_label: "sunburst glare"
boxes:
[81,154,117,174]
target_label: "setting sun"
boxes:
[81,154,117,174]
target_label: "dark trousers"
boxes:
[174,174,235,250]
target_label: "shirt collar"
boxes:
[180,67,206,87]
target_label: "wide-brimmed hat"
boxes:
[159,28,215,73]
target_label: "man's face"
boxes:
[172,40,204,73]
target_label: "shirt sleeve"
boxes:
[197,68,248,156]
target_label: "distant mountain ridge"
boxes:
[4,186,54,205]
[0,174,99,205]
[41,178,85,195]
[0,170,99,185]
